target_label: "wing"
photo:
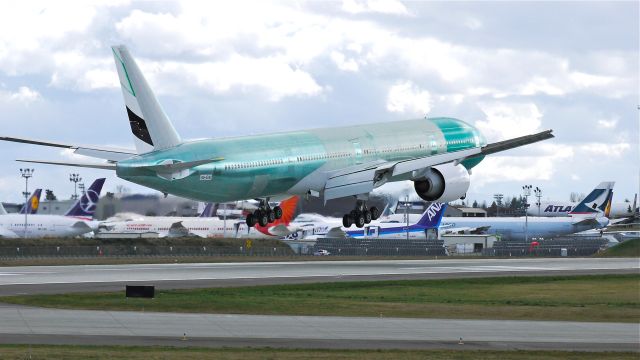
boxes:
[324,130,553,201]
[0,136,136,162]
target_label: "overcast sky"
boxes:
[0,1,637,206]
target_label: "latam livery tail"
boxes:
[64,178,106,219]
[569,182,615,217]
[18,189,42,214]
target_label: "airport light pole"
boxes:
[493,193,504,217]
[20,168,34,239]
[534,187,542,216]
[69,173,81,200]
[522,185,532,243]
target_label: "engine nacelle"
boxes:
[413,163,470,203]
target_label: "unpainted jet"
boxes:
[0,46,553,230]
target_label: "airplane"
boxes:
[18,189,42,214]
[0,179,106,238]
[98,196,299,238]
[0,45,554,230]
[527,193,638,219]
[438,182,614,241]
[286,202,446,240]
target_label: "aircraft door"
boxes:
[366,226,379,238]
[352,142,363,164]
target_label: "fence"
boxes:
[313,238,447,256]
[484,236,609,257]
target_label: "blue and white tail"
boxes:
[569,182,615,217]
[64,178,106,218]
[112,45,182,154]
[19,189,41,214]
[415,202,447,228]
[199,203,218,218]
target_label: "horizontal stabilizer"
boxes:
[16,159,116,170]
[1,136,136,161]
[477,130,554,157]
[268,224,293,237]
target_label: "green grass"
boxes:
[2,274,638,323]
[0,345,636,360]
[597,239,640,257]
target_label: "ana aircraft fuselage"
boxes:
[117,117,486,202]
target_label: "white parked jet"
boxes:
[98,196,299,238]
[0,179,105,238]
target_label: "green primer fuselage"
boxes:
[116,117,486,202]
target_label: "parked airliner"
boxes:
[99,196,299,238]
[286,202,446,240]
[0,179,105,238]
[1,45,553,230]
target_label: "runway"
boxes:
[0,257,637,295]
[0,305,637,351]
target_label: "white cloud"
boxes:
[0,86,40,104]
[471,144,574,186]
[597,117,618,129]
[578,142,630,158]
[475,102,543,142]
[386,81,431,115]
[464,17,483,30]
[341,0,411,16]
[149,56,323,101]
[330,51,359,72]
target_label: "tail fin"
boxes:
[111,45,181,153]
[64,178,106,218]
[198,203,218,218]
[19,189,42,214]
[415,202,447,228]
[274,196,300,225]
[569,182,615,216]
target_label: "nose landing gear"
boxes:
[342,201,380,228]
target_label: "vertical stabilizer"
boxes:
[569,182,615,216]
[415,202,447,228]
[65,178,106,218]
[19,189,42,214]
[112,45,182,153]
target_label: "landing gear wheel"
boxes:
[370,206,380,220]
[257,212,269,227]
[273,206,283,220]
[363,210,372,224]
[342,214,353,228]
[267,209,276,223]
[246,214,256,227]
[354,212,366,228]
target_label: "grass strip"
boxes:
[2,274,638,323]
[0,345,637,360]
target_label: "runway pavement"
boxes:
[0,257,638,295]
[0,305,637,351]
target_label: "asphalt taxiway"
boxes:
[0,305,637,351]
[0,257,637,295]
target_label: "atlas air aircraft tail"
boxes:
[18,189,42,214]
[568,182,614,217]
[64,178,106,219]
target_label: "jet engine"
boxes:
[413,163,470,202]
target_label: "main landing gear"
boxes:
[342,201,380,228]
[245,199,283,228]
